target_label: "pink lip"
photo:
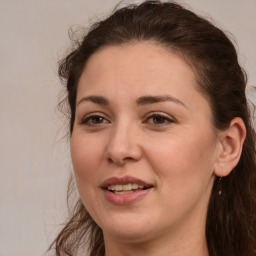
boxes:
[101,176,152,188]
[101,176,153,205]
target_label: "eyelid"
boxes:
[145,111,175,120]
[80,112,110,125]
[78,111,175,126]
[144,111,176,126]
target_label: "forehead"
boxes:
[77,42,210,115]
[79,42,196,92]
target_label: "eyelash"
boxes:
[145,113,175,125]
[80,114,110,126]
[80,112,175,127]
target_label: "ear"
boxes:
[214,117,246,177]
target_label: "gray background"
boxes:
[0,0,255,255]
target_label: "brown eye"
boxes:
[147,114,174,125]
[81,115,109,126]
[90,116,104,124]
[152,115,166,124]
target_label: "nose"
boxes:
[105,122,143,165]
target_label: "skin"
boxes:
[71,42,246,256]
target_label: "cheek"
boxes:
[146,129,216,190]
[147,132,216,219]
[70,132,105,187]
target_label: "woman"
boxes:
[49,1,256,255]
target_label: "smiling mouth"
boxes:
[106,183,151,194]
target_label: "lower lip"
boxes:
[103,188,152,205]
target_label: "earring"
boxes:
[218,176,222,196]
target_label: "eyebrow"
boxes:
[136,95,187,109]
[77,95,110,106]
[76,94,187,109]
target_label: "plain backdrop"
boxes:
[0,0,255,255]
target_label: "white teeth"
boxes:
[122,184,132,190]
[107,183,144,192]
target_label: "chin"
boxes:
[99,213,156,243]
[103,227,153,244]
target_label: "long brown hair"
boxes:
[49,1,256,255]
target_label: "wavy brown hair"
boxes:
[49,1,256,255]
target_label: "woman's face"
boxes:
[71,42,219,243]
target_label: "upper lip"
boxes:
[101,176,153,189]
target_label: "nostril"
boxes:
[106,156,133,165]
[105,141,143,165]
[107,158,114,164]
[123,157,133,161]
